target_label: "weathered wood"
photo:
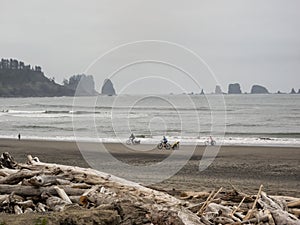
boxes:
[243,184,263,221]
[27,175,66,187]
[16,200,35,208]
[288,200,300,208]
[0,170,40,185]
[24,208,34,214]
[197,187,223,216]
[290,208,300,217]
[271,195,300,203]
[14,205,23,215]
[0,184,85,196]
[46,196,68,211]
[36,202,47,212]
[27,155,40,164]
[0,194,9,204]
[27,155,203,225]
[0,170,9,177]
[259,192,300,225]
[54,186,72,204]
[79,185,101,207]
[231,196,246,216]
[180,191,210,200]
[69,195,81,204]
[0,152,17,169]
[0,168,18,175]
[197,189,215,216]
[265,209,276,225]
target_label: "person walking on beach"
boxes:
[18,133,21,140]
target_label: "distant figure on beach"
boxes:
[18,133,21,140]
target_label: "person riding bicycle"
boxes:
[163,136,168,145]
[129,133,136,142]
[208,136,215,145]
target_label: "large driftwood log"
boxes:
[26,155,203,225]
[26,175,67,187]
[0,170,40,185]
[0,184,85,196]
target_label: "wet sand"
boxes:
[0,138,299,197]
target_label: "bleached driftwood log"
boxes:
[25,155,203,225]
[0,170,40,185]
[54,186,72,204]
[259,191,300,225]
[1,152,300,225]
[0,184,85,196]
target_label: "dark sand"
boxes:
[1,139,299,197]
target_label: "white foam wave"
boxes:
[0,134,299,147]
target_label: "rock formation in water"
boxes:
[214,85,223,94]
[228,83,242,94]
[290,88,296,94]
[200,89,205,95]
[101,79,116,96]
[63,74,98,96]
[250,85,269,94]
[0,58,73,97]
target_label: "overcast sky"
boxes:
[1,0,300,94]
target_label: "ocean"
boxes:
[0,94,299,146]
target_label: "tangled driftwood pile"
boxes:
[0,152,300,225]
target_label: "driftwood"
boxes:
[0,170,40,185]
[1,152,300,225]
[288,200,300,208]
[0,153,202,225]
[0,152,17,169]
[0,184,85,196]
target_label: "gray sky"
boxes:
[1,0,300,94]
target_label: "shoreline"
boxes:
[1,136,300,148]
[1,138,299,197]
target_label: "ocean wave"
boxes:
[0,134,300,147]
[227,123,263,127]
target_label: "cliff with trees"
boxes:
[0,58,73,97]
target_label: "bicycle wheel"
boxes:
[157,143,163,149]
[165,143,171,150]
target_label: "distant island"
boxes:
[0,58,298,97]
[0,58,117,97]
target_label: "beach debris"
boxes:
[0,152,299,225]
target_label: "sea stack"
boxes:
[214,85,223,94]
[228,83,242,94]
[250,85,269,94]
[64,74,98,96]
[290,88,296,94]
[101,79,116,96]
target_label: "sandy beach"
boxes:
[0,138,299,197]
